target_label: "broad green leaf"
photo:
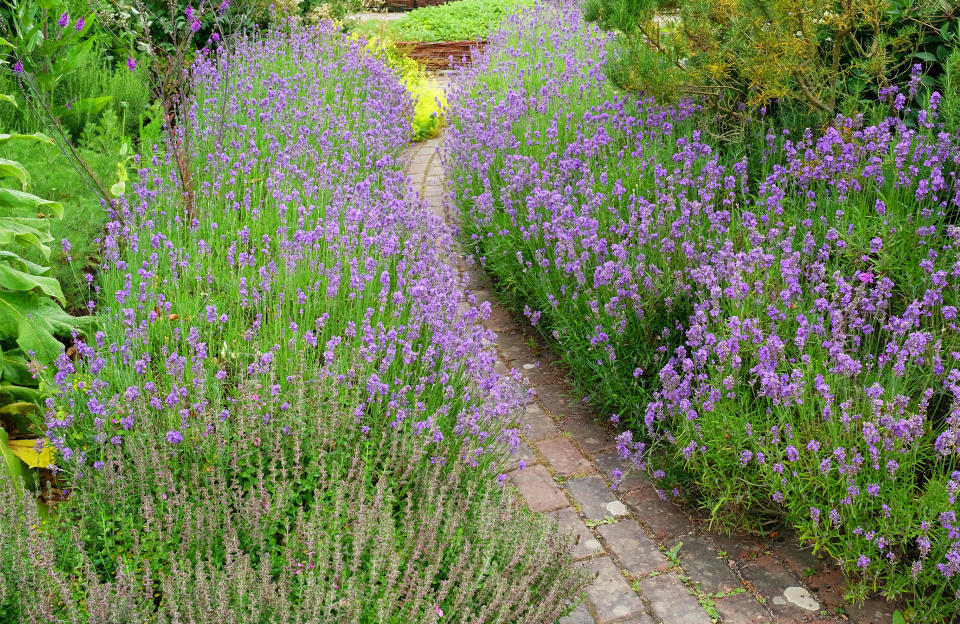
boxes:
[0,290,93,364]
[110,180,126,197]
[0,37,12,48]
[55,36,94,77]
[0,188,63,219]
[0,158,30,190]
[0,428,34,492]
[0,251,51,277]
[0,131,54,146]
[892,610,907,624]
[0,94,16,107]
[0,401,38,435]
[64,96,112,117]
[0,217,54,258]
[0,347,37,388]
[6,437,54,468]
[0,262,65,303]
[914,51,937,62]
[0,381,43,405]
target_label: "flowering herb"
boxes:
[446,3,960,619]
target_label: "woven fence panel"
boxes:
[396,40,488,69]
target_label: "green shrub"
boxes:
[583,0,960,132]
[355,0,533,42]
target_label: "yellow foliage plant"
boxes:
[353,33,447,141]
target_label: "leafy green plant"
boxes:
[0,96,92,488]
[583,0,960,133]
[355,0,532,42]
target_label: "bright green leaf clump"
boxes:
[357,0,533,43]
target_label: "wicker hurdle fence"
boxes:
[394,39,488,69]
[383,0,451,10]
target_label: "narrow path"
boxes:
[405,130,897,624]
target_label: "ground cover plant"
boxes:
[0,20,589,623]
[355,0,532,42]
[446,2,960,619]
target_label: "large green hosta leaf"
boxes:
[0,188,63,219]
[0,291,93,364]
[0,158,29,190]
[0,345,36,388]
[0,131,54,146]
[0,251,64,303]
[0,216,55,259]
[0,427,33,492]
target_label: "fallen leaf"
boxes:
[6,437,55,468]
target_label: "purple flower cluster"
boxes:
[49,24,524,484]
[445,3,960,617]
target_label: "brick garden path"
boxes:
[405,106,899,624]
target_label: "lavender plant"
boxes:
[0,19,589,622]
[446,3,960,619]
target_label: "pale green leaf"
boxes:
[0,158,30,190]
[0,290,93,364]
[0,131,54,146]
[0,262,65,303]
[0,188,63,219]
[0,217,54,259]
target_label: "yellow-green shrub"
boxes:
[356,34,446,141]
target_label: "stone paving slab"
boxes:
[566,475,630,522]
[621,487,694,541]
[406,130,888,624]
[509,463,568,512]
[582,557,648,623]
[558,604,594,624]
[537,436,595,476]
[636,573,713,624]
[591,450,647,493]
[740,555,822,620]
[714,591,772,623]
[522,403,562,441]
[665,536,741,594]
[503,440,537,472]
[553,507,604,560]
[597,520,669,578]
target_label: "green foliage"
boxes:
[0,98,93,499]
[584,0,960,133]
[0,101,92,404]
[1,0,98,101]
[356,0,533,42]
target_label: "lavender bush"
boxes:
[0,21,588,622]
[446,3,960,618]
